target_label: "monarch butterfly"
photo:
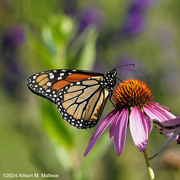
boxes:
[27,68,117,129]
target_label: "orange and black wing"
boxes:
[27,69,109,129]
[27,69,102,103]
[57,76,109,129]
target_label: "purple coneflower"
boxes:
[84,79,176,157]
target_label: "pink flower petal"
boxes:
[144,105,177,139]
[84,109,118,157]
[146,116,153,134]
[148,102,176,119]
[154,117,180,141]
[161,128,179,134]
[149,101,171,112]
[109,110,123,139]
[114,108,129,156]
[142,105,169,121]
[161,116,180,126]
[129,106,148,151]
[109,118,117,139]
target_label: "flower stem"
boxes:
[143,147,155,180]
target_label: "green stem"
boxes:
[143,147,155,180]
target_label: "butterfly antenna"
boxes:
[113,63,135,69]
[113,64,137,74]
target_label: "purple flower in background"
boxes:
[84,79,176,156]
[1,25,25,95]
[122,0,152,36]
[2,26,25,49]
[78,8,104,32]
[2,61,24,94]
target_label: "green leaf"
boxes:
[42,27,57,56]
[75,28,98,70]
[49,14,74,46]
[40,100,74,149]
[27,29,55,69]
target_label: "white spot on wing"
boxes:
[60,73,64,76]
[57,77,62,80]
[47,82,51,86]
[50,74,54,79]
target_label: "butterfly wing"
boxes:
[57,76,109,129]
[27,69,103,103]
[27,69,109,129]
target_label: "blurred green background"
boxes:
[0,0,180,179]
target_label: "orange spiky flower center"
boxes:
[113,79,154,109]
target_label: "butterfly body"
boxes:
[27,69,117,129]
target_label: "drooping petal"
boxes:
[148,102,176,119]
[149,101,171,112]
[160,127,180,134]
[129,106,148,151]
[84,109,118,157]
[109,109,123,139]
[109,117,117,139]
[142,105,169,121]
[154,117,180,139]
[146,116,153,134]
[114,108,129,156]
[155,117,180,127]
[143,105,178,140]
